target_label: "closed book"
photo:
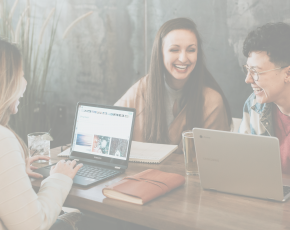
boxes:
[102,169,185,205]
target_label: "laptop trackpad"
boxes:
[73,175,97,186]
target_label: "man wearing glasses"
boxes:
[239,22,290,174]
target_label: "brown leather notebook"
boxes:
[102,169,185,205]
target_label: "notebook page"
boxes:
[57,148,70,157]
[129,141,178,163]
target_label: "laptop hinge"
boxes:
[115,166,121,169]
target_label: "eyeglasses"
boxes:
[243,65,289,81]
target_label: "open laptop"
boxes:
[35,102,136,187]
[193,128,290,202]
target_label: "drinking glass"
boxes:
[27,132,51,163]
[182,130,198,175]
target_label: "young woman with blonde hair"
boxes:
[0,39,83,230]
[115,18,232,151]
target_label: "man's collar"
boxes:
[251,101,272,115]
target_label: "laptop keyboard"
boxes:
[283,186,290,197]
[76,164,120,181]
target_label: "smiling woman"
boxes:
[0,39,83,230]
[163,29,198,89]
[115,18,232,152]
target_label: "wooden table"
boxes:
[31,147,290,230]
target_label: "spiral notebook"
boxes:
[129,141,178,164]
[58,141,178,164]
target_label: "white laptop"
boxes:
[193,128,290,202]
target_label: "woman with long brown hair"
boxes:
[0,39,83,230]
[115,18,232,151]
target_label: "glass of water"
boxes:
[27,132,51,163]
[182,130,198,175]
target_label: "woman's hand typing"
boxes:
[50,160,83,179]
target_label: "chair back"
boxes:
[231,118,242,133]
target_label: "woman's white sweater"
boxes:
[0,125,73,230]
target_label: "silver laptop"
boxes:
[193,128,290,202]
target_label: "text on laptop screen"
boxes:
[72,105,134,160]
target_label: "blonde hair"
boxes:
[0,38,29,159]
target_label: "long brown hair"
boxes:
[0,38,29,158]
[144,18,232,143]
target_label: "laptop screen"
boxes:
[70,103,135,167]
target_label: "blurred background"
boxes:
[2,0,290,147]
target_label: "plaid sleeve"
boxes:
[239,93,256,134]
